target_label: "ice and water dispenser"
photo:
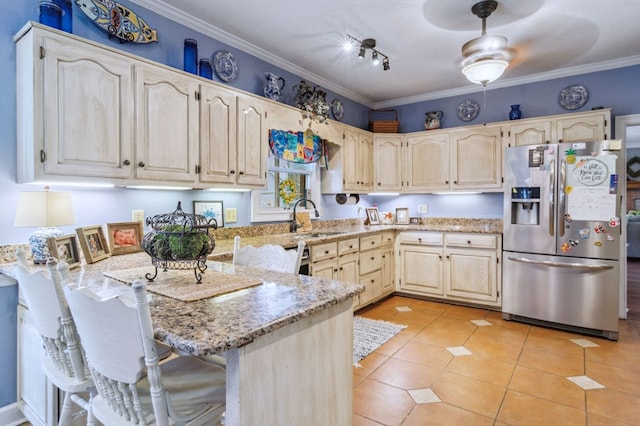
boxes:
[510,187,540,225]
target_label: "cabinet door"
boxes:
[342,129,360,191]
[338,253,359,284]
[358,132,374,191]
[40,35,134,179]
[310,258,337,279]
[236,95,268,186]
[405,131,450,191]
[505,120,552,147]
[444,248,498,304]
[451,125,502,190]
[556,111,609,142]
[18,306,58,426]
[374,135,403,191]
[381,245,395,294]
[199,84,237,184]
[135,64,199,182]
[398,245,444,295]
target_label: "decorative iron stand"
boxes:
[141,202,217,283]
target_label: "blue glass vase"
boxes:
[183,39,198,74]
[38,2,63,30]
[199,58,213,79]
[53,0,72,33]
[509,104,522,120]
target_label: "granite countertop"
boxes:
[208,217,503,261]
[2,251,364,356]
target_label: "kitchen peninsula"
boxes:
[4,250,363,426]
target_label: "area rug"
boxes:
[353,316,407,365]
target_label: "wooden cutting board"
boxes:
[295,212,313,232]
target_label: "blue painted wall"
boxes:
[1,0,639,409]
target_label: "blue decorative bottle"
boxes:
[199,59,213,79]
[183,39,198,74]
[38,2,63,30]
[53,0,72,33]
[509,104,522,120]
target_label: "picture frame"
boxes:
[409,217,420,225]
[47,234,81,269]
[76,225,110,264]
[106,221,144,256]
[366,207,381,225]
[395,207,410,224]
[193,200,224,228]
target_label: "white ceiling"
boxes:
[131,0,640,109]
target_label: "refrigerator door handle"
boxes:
[549,159,555,237]
[507,256,614,271]
[558,159,566,237]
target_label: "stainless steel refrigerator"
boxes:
[502,140,624,340]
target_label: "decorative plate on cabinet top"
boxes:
[213,50,239,83]
[331,99,344,121]
[559,84,589,110]
[457,99,480,122]
[75,0,158,43]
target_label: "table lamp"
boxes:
[14,187,76,264]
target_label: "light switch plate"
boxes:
[418,204,428,214]
[132,210,145,224]
[225,208,237,223]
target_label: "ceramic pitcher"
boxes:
[425,111,443,130]
[264,72,285,101]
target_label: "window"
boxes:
[251,154,321,222]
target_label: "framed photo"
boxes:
[76,225,110,264]
[193,200,224,228]
[395,208,410,224]
[106,221,143,256]
[47,234,81,269]
[409,217,420,225]
[366,207,381,225]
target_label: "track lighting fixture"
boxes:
[346,34,390,71]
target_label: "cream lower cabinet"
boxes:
[380,232,396,294]
[397,232,502,307]
[17,305,59,426]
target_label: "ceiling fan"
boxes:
[461,0,512,85]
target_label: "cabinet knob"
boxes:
[453,180,458,184]
[445,180,449,184]
[123,159,130,166]
[371,256,375,260]
[370,279,375,283]
[349,245,353,249]
[418,238,422,242]
[230,169,236,174]
[239,171,244,175]
[138,161,145,167]
[325,250,330,254]
[334,268,338,272]
[467,240,472,244]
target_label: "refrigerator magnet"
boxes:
[609,217,620,227]
[579,228,590,239]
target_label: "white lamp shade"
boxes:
[14,191,76,227]
[462,59,509,85]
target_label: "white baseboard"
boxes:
[0,402,27,426]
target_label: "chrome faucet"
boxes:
[290,198,320,232]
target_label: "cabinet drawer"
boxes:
[360,234,383,250]
[398,232,443,246]
[445,234,497,249]
[359,269,383,306]
[338,237,359,255]
[359,249,382,275]
[310,242,338,262]
[380,231,395,246]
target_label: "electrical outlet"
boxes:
[418,204,428,214]
[132,210,145,224]
[225,208,237,223]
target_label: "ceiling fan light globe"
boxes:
[462,59,508,85]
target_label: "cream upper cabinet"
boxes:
[373,134,403,191]
[199,84,237,184]
[134,64,199,182]
[16,26,134,182]
[504,120,553,147]
[451,125,503,190]
[405,130,450,192]
[236,94,268,186]
[556,109,610,142]
[343,128,374,192]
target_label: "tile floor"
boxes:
[352,296,640,425]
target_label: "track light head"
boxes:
[372,51,379,66]
[358,44,366,59]
[383,58,390,71]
